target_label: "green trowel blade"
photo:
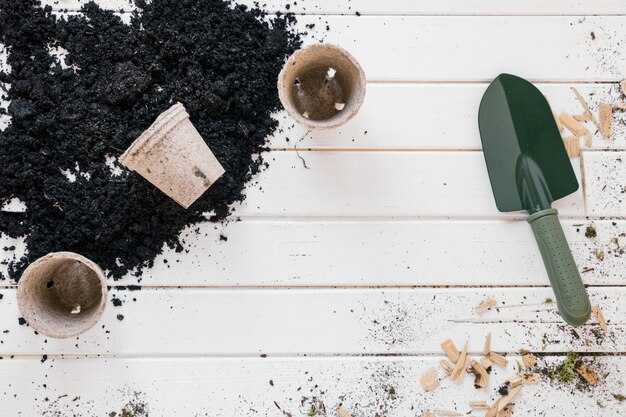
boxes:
[478,74,579,213]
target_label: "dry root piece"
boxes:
[475,298,497,314]
[560,112,592,147]
[483,333,491,356]
[599,103,612,139]
[421,368,440,392]
[441,339,460,363]
[578,364,601,385]
[562,136,580,158]
[469,401,489,410]
[592,305,608,331]
[451,341,469,383]
[522,372,541,384]
[571,87,600,129]
[469,360,489,388]
[488,352,508,367]
[521,352,536,369]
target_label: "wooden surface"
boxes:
[2,1,626,416]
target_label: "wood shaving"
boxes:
[571,87,600,129]
[450,341,469,383]
[436,411,462,417]
[562,136,580,158]
[560,112,592,147]
[483,333,491,356]
[522,372,541,384]
[475,298,497,314]
[592,305,608,331]
[469,401,489,410]
[488,351,508,367]
[521,352,536,369]
[440,359,453,375]
[469,360,489,388]
[554,111,564,132]
[421,368,440,392]
[336,406,353,417]
[578,364,601,385]
[441,339,460,363]
[481,356,494,369]
[599,102,612,139]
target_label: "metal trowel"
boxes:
[478,73,591,326]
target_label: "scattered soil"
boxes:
[0,0,301,280]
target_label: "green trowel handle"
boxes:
[528,208,591,326]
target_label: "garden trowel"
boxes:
[478,73,591,326]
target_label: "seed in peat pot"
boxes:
[0,0,301,280]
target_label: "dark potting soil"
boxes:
[0,0,301,280]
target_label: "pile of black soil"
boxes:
[0,0,300,280]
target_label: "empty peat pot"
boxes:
[120,102,225,209]
[278,43,366,129]
[17,252,107,339]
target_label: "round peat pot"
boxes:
[120,102,225,209]
[17,252,107,339]
[278,43,366,129]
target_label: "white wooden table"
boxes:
[1,1,626,415]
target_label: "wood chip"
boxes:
[578,364,601,385]
[522,352,536,369]
[483,333,491,356]
[554,111,564,132]
[592,305,608,331]
[469,401,489,410]
[487,385,521,417]
[572,87,600,129]
[573,111,592,122]
[614,102,626,110]
[469,360,489,388]
[436,411,462,417]
[488,352,508,367]
[507,376,522,388]
[621,79,626,95]
[498,404,514,417]
[421,368,440,392]
[336,406,353,417]
[440,359,453,375]
[560,112,592,147]
[441,339,460,363]
[481,356,494,369]
[562,136,580,158]
[522,372,541,384]
[599,103,612,139]
[475,298,497,314]
[450,341,469,383]
[422,412,435,417]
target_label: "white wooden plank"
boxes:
[233,151,583,218]
[3,219,622,287]
[291,16,626,82]
[42,0,626,16]
[584,151,626,216]
[0,356,624,416]
[0,287,622,355]
[270,82,626,150]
